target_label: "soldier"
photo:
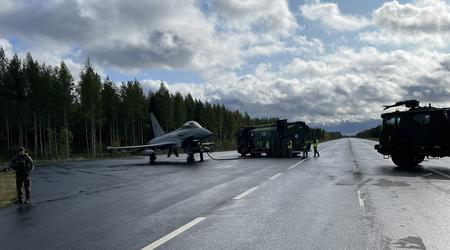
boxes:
[307,140,312,152]
[313,139,320,157]
[9,147,34,204]
[303,141,308,158]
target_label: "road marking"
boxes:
[233,186,259,200]
[269,173,282,180]
[142,217,206,250]
[427,169,450,179]
[357,190,365,207]
[288,158,308,170]
[320,146,333,153]
[353,165,360,174]
[286,142,339,171]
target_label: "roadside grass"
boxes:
[0,171,16,208]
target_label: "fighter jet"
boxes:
[107,113,213,164]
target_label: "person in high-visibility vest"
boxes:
[313,139,320,157]
[303,142,308,158]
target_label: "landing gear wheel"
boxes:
[149,153,157,165]
[200,152,204,162]
[187,153,195,163]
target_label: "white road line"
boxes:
[353,165,359,173]
[320,146,333,153]
[427,169,450,179]
[357,190,365,207]
[142,217,206,250]
[233,186,259,200]
[269,173,282,180]
[288,158,308,170]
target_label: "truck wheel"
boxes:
[392,154,418,168]
[414,155,425,165]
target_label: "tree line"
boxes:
[0,49,343,161]
[0,49,284,161]
[356,125,381,139]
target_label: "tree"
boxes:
[5,54,27,153]
[0,48,9,159]
[24,53,41,157]
[78,59,102,156]
[101,77,121,146]
[173,92,187,128]
[151,83,173,131]
[56,61,74,158]
[120,80,147,145]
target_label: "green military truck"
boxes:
[237,119,310,157]
[375,100,450,168]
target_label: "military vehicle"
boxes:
[237,119,310,157]
[108,113,213,164]
[375,100,450,168]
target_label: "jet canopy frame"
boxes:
[181,121,202,129]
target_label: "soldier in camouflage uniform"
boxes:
[9,147,34,204]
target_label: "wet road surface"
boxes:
[1,138,449,249]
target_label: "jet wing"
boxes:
[107,142,177,151]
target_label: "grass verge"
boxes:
[0,171,16,208]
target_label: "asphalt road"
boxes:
[1,138,450,249]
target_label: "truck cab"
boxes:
[375,100,450,168]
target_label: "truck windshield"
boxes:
[413,114,430,128]
[384,116,400,129]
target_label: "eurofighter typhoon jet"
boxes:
[107,113,213,164]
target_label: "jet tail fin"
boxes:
[150,113,165,137]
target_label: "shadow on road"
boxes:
[375,165,450,180]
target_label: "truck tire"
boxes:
[391,154,420,168]
[414,155,425,165]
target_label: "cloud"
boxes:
[0,38,14,58]
[0,0,245,74]
[300,0,372,31]
[150,47,450,125]
[360,0,450,47]
[0,0,300,76]
[211,0,298,36]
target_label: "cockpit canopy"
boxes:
[181,121,202,129]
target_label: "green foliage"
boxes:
[0,171,15,208]
[308,128,343,141]
[356,125,382,138]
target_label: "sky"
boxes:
[1,0,450,134]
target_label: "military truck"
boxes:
[237,119,310,157]
[375,100,450,168]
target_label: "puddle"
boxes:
[393,236,426,249]
[373,178,410,187]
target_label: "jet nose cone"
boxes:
[204,128,213,137]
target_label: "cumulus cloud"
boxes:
[300,0,372,31]
[211,0,297,36]
[149,47,450,126]
[0,0,301,76]
[360,0,450,47]
[0,38,14,58]
[2,0,450,132]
